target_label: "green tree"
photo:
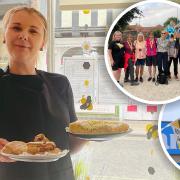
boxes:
[112,8,143,32]
[153,29,161,38]
[163,17,179,27]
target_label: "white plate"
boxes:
[66,128,132,141]
[0,149,69,162]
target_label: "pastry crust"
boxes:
[2,141,27,155]
[34,133,50,143]
[27,141,56,155]
[69,120,129,135]
[2,134,61,155]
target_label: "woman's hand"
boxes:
[69,135,89,154]
[0,138,15,162]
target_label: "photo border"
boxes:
[158,103,180,170]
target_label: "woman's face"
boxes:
[138,35,143,42]
[127,35,132,42]
[114,32,122,41]
[161,31,166,39]
[149,33,154,39]
[4,10,45,64]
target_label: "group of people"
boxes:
[108,25,180,86]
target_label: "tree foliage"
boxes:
[112,8,143,32]
[163,17,179,27]
[153,29,161,38]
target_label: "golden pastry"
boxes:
[2,141,27,155]
[27,141,57,155]
[34,133,50,142]
[68,120,129,135]
[2,134,61,155]
[49,148,61,154]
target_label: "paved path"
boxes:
[122,65,180,102]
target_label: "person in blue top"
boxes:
[166,20,176,40]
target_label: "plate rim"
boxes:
[66,128,133,140]
[0,149,69,162]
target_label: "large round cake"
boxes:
[68,120,129,135]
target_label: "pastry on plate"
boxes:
[33,133,50,143]
[27,141,58,155]
[2,141,27,155]
[68,120,129,135]
[2,134,61,155]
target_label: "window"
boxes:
[61,11,72,27]
[79,10,91,27]
[98,9,107,26]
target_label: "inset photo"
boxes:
[159,100,180,169]
[105,0,180,104]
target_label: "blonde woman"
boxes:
[0,6,86,180]
[108,31,125,85]
[146,32,157,82]
[134,33,146,82]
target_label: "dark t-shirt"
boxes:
[0,69,77,180]
[108,40,125,62]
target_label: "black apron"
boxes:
[0,70,76,180]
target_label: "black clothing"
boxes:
[176,38,180,64]
[146,56,157,66]
[108,40,125,70]
[157,52,169,76]
[168,57,178,76]
[0,69,3,74]
[124,58,135,82]
[0,69,77,180]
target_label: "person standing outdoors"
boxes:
[124,34,139,86]
[167,34,179,80]
[157,30,170,77]
[134,32,146,83]
[146,32,157,82]
[108,31,125,86]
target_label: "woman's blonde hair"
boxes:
[137,32,145,42]
[112,31,122,41]
[2,6,48,43]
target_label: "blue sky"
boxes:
[162,100,180,122]
[130,2,180,27]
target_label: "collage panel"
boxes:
[159,100,180,170]
[0,0,180,180]
[105,0,180,104]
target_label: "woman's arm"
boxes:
[65,79,89,154]
[69,135,89,154]
[108,49,114,66]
